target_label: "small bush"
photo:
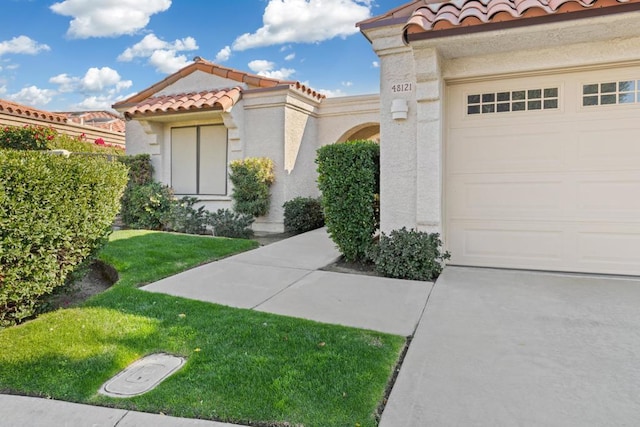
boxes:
[120,182,173,230]
[283,197,324,234]
[161,196,210,235]
[0,151,128,326]
[229,157,275,217]
[119,154,153,186]
[208,209,254,239]
[316,140,379,262]
[367,227,451,281]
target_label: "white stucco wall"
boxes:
[363,12,640,235]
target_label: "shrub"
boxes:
[283,197,324,234]
[120,182,173,230]
[0,124,56,150]
[229,157,275,217]
[53,133,124,155]
[0,125,124,154]
[316,140,379,262]
[119,154,153,186]
[367,227,451,281]
[161,196,210,235]
[208,209,254,239]
[0,151,128,326]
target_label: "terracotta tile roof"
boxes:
[403,0,640,40]
[0,98,67,123]
[123,87,243,119]
[58,110,126,133]
[113,57,324,114]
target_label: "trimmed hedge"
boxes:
[229,157,275,217]
[316,140,379,262]
[0,150,128,326]
[283,197,324,234]
[119,154,153,186]
[368,227,450,281]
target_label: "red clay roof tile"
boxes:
[59,110,126,133]
[0,98,68,123]
[123,87,243,119]
[403,0,640,40]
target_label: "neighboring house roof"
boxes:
[59,110,126,133]
[122,87,242,119]
[113,57,325,119]
[358,0,640,42]
[404,0,640,40]
[0,98,68,123]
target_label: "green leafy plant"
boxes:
[208,208,254,239]
[229,157,275,217]
[283,197,324,234]
[120,182,173,230]
[0,151,128,326]
[53,133,124,154]
[316,140,379,262]
[161,196,210,235]
[118,154,153,186]
[0,124,57,150]
[367,227,451,281]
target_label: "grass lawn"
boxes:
[0,230,406,427]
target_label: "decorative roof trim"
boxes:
[403,0,640,42]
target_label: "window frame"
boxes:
[171,124,228,196]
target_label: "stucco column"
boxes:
[370,26,419,233]
[413,47,444,234]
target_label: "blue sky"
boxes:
[0,0,400,112]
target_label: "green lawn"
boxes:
[0,230,405,426]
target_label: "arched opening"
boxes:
[336,122,380,143]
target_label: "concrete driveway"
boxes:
[381,267,640,426]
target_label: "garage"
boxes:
[446,66,640,275]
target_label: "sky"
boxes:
[0,0,401,112]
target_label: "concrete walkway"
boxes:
[380,266,640,426]
[142,227,431,336]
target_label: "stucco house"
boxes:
[113,58,379,232]
[359,0,640,276]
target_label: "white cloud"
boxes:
[8,86,56,106]
[342,81,353,87]
[0,85,6,95]
[0,35,50,57]
[284,53,295,61]
[118,33,198,74]
[50,0,172,38]
[148,50,191,74]
[232,0,372,51]
[215,46,232,63]
[248,59,295,80]
[50,67,132,95]
[372,60,379,68]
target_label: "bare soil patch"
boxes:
[46,261,118,310]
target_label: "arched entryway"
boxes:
[336,122,380,143]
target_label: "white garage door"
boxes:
[446,67,640,275]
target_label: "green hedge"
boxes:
[283,197,324,234]
[316,140,379,262]
[229,157,275,217]
[0,150,128,326]
[119,154,153,186]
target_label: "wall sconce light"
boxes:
[391,99,408,120]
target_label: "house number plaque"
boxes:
[391,82,413,93]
